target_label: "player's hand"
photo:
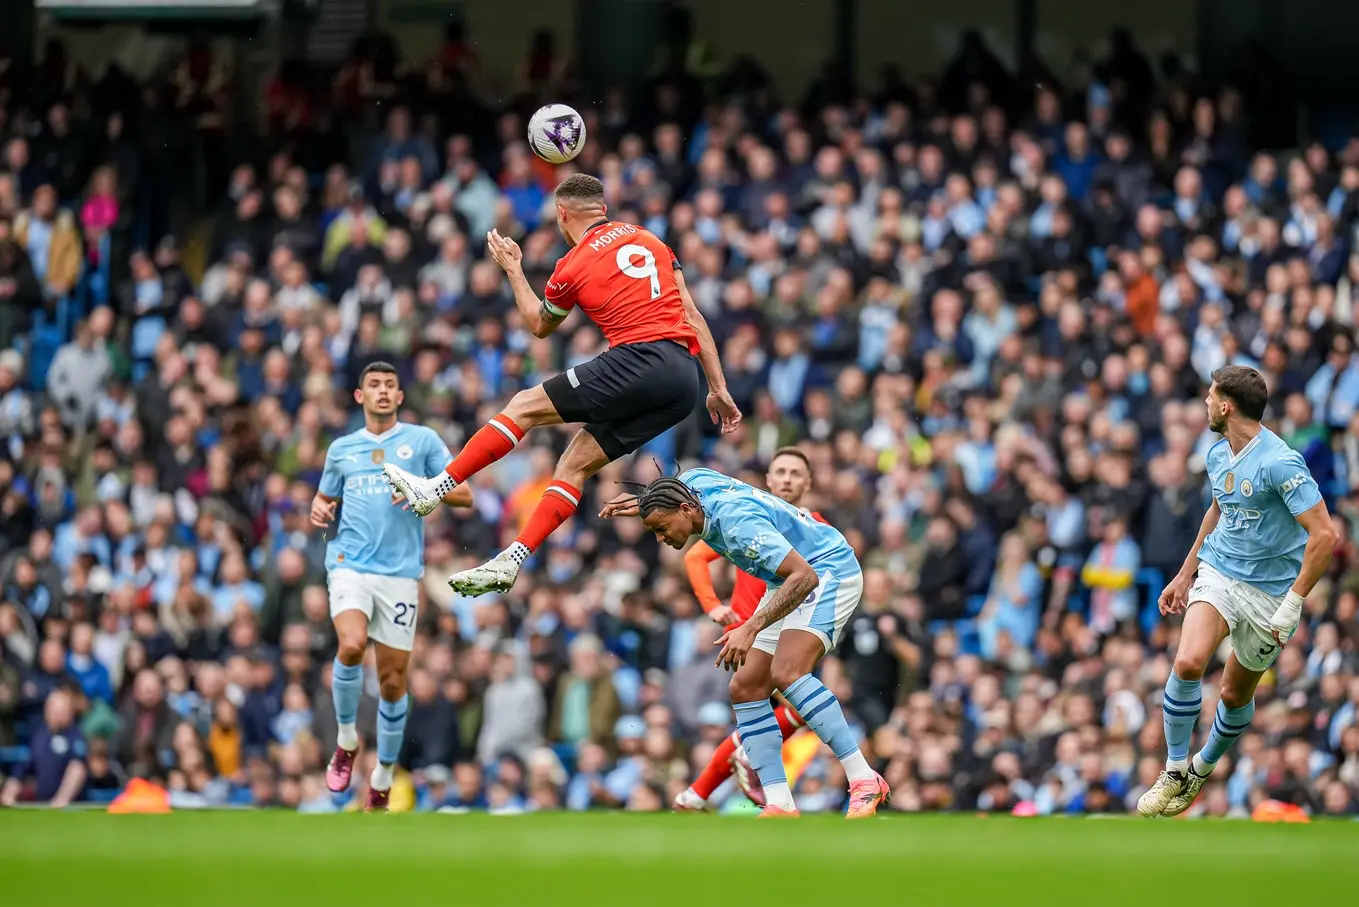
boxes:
[1158,571,1194,616]
[598,494,640,520]
[714,623,757,671]
[706,389,742,434]
[310,496,338,529]
[709,605,739,627]
[486,229,524,274]
[391,490,411,511]
[1269,591,1305,646]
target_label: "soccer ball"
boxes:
[527,103,587,164]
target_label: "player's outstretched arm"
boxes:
[1159,499,1219,615]
[715,547,817,670]
[486,229,567,338]
[598,493,640,519]
[684,540,737,624]
[675,270,741,433]
[1270,500,1340,643]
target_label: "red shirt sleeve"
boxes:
[543,256,579,317]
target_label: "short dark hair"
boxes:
[1211,365,1267,421]
[359,361,399,387]
[769,446,812,472]
[555,173,605,207]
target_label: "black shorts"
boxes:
[543,340,701,461]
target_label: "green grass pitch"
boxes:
[3,811,1356,906]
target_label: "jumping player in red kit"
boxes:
[383,174,741,595]
[674,447,827,811]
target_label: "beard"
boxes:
[1209,413,1228,433]
[558,218,573,246]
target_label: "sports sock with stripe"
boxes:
[514,481,582,554]
[781,674,874,783]
[732,699,795,810]
[332,658,363,751]
[1162,672,1202,771]
[691,705,802,800]
[372,695,408,791]
[1195,699,1255,772]
[442,414,525,486]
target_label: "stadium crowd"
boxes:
[1,26,1359,818]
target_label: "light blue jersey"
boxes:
[680,467,860,583]
[319,423,452,579]
[1199,427,1323,596]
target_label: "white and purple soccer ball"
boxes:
[527,103,587,164]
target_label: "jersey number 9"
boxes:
[616,243,660,300]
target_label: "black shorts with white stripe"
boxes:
[543,340,701,461]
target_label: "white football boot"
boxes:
[448,552,521,595]
[1162,765,1210,817]
[1136,769,1187,817]
[382,463,445,517]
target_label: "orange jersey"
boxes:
[684,511,830,623]
[544,220,700,355]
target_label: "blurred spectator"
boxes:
[0,26,1355,819]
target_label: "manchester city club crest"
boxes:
[371,449,385,464]
[1224,471,1235,493]
[396,445,414,460]
[1241,479,1253,497]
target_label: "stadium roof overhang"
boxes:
[36,0,277,21]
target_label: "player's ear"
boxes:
[395,389,404,406]
[353,388,363,405]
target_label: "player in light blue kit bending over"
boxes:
[602,468,889,818]
[1139,365,1338,816]
[310,362,470,810]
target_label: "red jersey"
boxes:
[544,220,700,355]
[684,511,831,624]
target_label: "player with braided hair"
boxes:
[601,467,889,818]
[674,448,824,810]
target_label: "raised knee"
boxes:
[1172,657,1207,683]
[1219,686,1253,710]
[504,388,551,427]
[379,680,407,703]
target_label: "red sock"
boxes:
[692,733,739,800]
[690,707,803,800]
[514,482,581,552]
[446,414,524,483]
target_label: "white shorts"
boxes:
[327,568,421,652]
[751,568,863,656]
[1189,561,1285,672]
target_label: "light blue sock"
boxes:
[733,699,787,788]
[1162,672,1202,765]
[376,695,408,766]
[782,674,858,761]
[332,658,363,727]
[1198,700,1255,768]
